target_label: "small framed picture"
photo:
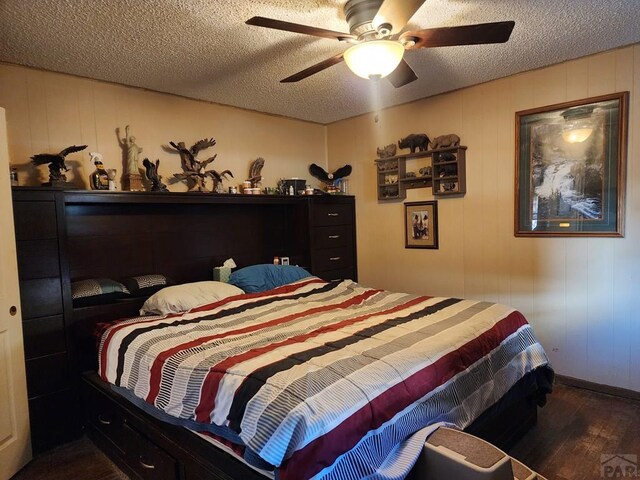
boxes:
[280,257,290,266]
[405,201,438,249]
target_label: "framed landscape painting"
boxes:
[515,92,628,237]
[405,201,438,249]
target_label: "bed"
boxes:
[93,275,553,480]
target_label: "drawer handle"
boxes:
[329,256,341,261]
[328,235,340,239]
[327,212,339,217]
[97,414,112,425]
[139,457,156,470]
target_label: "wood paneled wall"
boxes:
[0,63,327,190]
[327,45,640,392]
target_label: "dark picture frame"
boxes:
[515,92,628,237]
[405,201,438,249]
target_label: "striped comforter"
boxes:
[99,277,550,480]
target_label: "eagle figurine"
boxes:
[309,164,352,185]
[31,144,87,185]
[248,157,265,186]
[143,158,169,192]
[168,138,233,192]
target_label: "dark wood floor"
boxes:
[510,384,640,479]
[12,384,640,480]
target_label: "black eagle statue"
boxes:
[143,158,169,192]
[31,144,87,186]
[309,164,352,185]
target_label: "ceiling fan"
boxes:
[246,0,515,88]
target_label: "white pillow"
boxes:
[140,281,244,315]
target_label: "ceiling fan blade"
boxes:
[373,0,426,35]
[387,59,418,88]
[281,53,345,83]
[246,16,355,42]
[401,21,515,49]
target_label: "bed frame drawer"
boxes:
[84,377,177,480]
[121,422,177,480]
[82,372,266,480]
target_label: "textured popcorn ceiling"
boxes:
[0,0,638,124]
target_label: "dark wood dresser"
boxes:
[11,188,357,453]
[308,195,357,282]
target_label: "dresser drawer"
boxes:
[26,352,71,398]
[16,239,60,279]
[23,315,66,359]
[311,203,354,226]
[312,246,353,272]
[314,267,355,283]
[19,277,63,319]
[121,422,177,480]
[312,225,352,250]
[13,201,58,240]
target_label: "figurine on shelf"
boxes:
[419,166,432,177]
[430,134,461,149]
[398,134,430,153]
[143,158,169,192]
[168,137,233,192]
[117,125,144,191]
[376,144,396,158]
[309,163,352,194]
[31,144,87,187]
[248,157,265,187]
[89,152,109,190]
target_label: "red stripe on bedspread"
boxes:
[192,288,383,422]
[99,277,325,381]
[279,310,528,480]
[192,294,427,423]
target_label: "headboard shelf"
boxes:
[63,191,307,206]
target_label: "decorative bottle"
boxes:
[89,152,109,190]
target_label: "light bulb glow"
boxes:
[343,40,404,80]
[562,128,593,143]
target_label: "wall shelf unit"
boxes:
[375,146,466,201]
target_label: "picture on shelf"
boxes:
[439,181,458,193]
[405,201,438,249]
[384,174,398,184]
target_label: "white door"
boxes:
[0,107,31,478]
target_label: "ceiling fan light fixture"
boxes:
[343,40,404,80]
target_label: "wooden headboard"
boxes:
[58,192,307,368]
[63,193,308,283]
[15,190,352,371]
[13,187,357,449]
